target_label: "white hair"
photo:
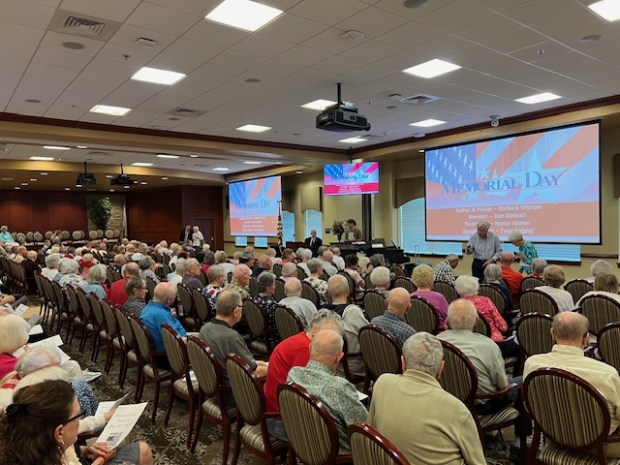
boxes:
[455,275,479,297]
[370,266,390,286]
[402,333,443,376]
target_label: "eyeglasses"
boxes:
[64,410,85,424]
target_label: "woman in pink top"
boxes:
[0,314,30,379]
[455,275,518,359]
[410,264,449,330]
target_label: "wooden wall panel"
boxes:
[181,186,224,250]
[126,187,183,244]
[0,191,87,234]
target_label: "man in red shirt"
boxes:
[109,262,140,306]
[263,309,344,441]
[499,252,523,307]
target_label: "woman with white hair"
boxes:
[507,230,538,274]
[0,314,30,379]
[370,266,391,297]
[192,226,204,247]
[41,253,61,280]
[82,264,109,300]
[588,259,613,284]
[55,258,87,289]
[303,259,328,306]
[455,276,510,349]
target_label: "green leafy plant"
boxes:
[88,197,112,230]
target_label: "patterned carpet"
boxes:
[52,314,516,465]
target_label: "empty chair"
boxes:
[580,294,620,336]
[348,422,410,465]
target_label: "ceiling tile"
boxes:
[2,0,55,28]
[126,2,199,36]
[374,20,442,48]
[32,48,92,69]
[40,30,105,56]
[232,34,295,59]
[0,20,46,47]
[340,40,401,64]
[146,54,203,74]
[162,39,224,62]
[274,45,332,66]
[95,42,158,66]
[481,27,548,54]
[335,6,409,39]
[209,50,268,70]
[109,24,177,51]
[289,0,368,26]
[146,0,217,16]
[504,0,581,26]
[182,19,248,47]
[259,13,328,42]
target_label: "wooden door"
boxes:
[193,217,215,248]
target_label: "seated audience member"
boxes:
[454,276,514,358]
[434,254,459,286]
[438,299,524,453]
[508,230,538,274]
[588,259,614,284]
[303,259,328,306]
[278,278,318,330]
[577,272,620,306]
[530,258,547,279]
[214,250,235,279]
[368,332,486,465]
[411,264,449,329]
[324,274,369,377]
[254,272,280,348]
[344,254,365,300]
[22,250,41,294]
[166,257,186,285]
[264,247,280,265]
[371,287,416,345]
[203,264,226,310]
[537,265,576,312]
[181,258,203,291]
[199,290,268,406]
[238,251,256,270]
[499,252,523,306]
[524,312,620,457]
[368,253,386,272]
[78,253,96,279]
[139,282,186,370]
[110,253,127,274]
[320,249,338,277]
[280,248,295,265]
[330,246,345,271]
[12,246,27,264]
[483,263,514,314]
[124,277,148,316]
[82,265,109,300]
[0,314,30,379]
[55,258,87,289]
[41,253,61,280]
[139,256,160,284]
[280,262,298,282]
[0,225,12,243]
[287,329,368,453]
[369,266,391,297]
[109,262,140,307]
[252,254,272,278]
[223,264,251,299]
[263,310,343,440]
[297,248,312,277]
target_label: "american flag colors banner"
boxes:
[324,162,379,195]
[425,122,600,243]
[229,175,282,236]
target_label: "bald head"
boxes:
[232,264,251,285]
[552,312,589,346]
[153,282,177,306]
[124,261,140,277]
[310,329,344,371]
[284,278,302,297]
[446,299,478,331]
[386,288,411,316]
[500,252,514,266]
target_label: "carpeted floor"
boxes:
[42,305,516,465]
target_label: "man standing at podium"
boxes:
[304,229,322,257]
[345,219,362,243]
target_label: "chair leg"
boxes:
[135,367,144,402]
[118,353,127,388]
[164,385,175,426]
[231,427,242,465]
[186,397,196,448]
[222,421,231,465]
[151,379,161,423]
[191,409,204,453]
[104,343,114,373]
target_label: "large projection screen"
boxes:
[229,175,282,236]
[425,121,601,243]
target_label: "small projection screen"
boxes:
[229,175,282,236]
[424,121,601,243]
[324,162,379,195]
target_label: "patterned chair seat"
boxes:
[478,406,519,429]
[173,378,199,396]
[538,442,620,465]
[202,397,237,421]
[143,364,171,379]
[240,424,287,453]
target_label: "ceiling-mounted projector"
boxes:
[110,163,136,186]
[316,82,371,132]
[76,162,96,185]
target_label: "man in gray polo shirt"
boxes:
[465,221,502,281]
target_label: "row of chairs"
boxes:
[0,256,27,295]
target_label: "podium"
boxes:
[330,243,409,264]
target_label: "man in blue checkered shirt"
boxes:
[370,287,416,345]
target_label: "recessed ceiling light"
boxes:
[418,149,425,153]
[124,185,130,189]
[580,34,602,43]
[140,182,148,185]
[64,187,70,191]
[296,171,303,174]
[244,161,262,165]
[40,172,48,175]
[25,98,41,103]
[20,182,28,186]
[339,137,366,144]
[190,154,199,158]
[275,161,282,164]
[30,156,54,161]
[404,0,429,8]
[410,119,446,128]
[403,59,461,79]
[515,92,561,104]
[386,105,398,109]
[205,0,283,32]
[106,175,113,178]
[14,187,20,190]
[245,78,261,83]
[302,99,337,111]
[161,177,168,180]
[109,189,115,192]
[90,104,131,116]
[589,0,620,22]
[75,184,82,188]
[156,154,179,159]
[76,145,88,149]
[213,167,230,171]
[87,188,96,191]
[236,124,271,133]
[1,178,13,181]
[132,162,153,167]
[43,145,70,150]
[131,67,186,85]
